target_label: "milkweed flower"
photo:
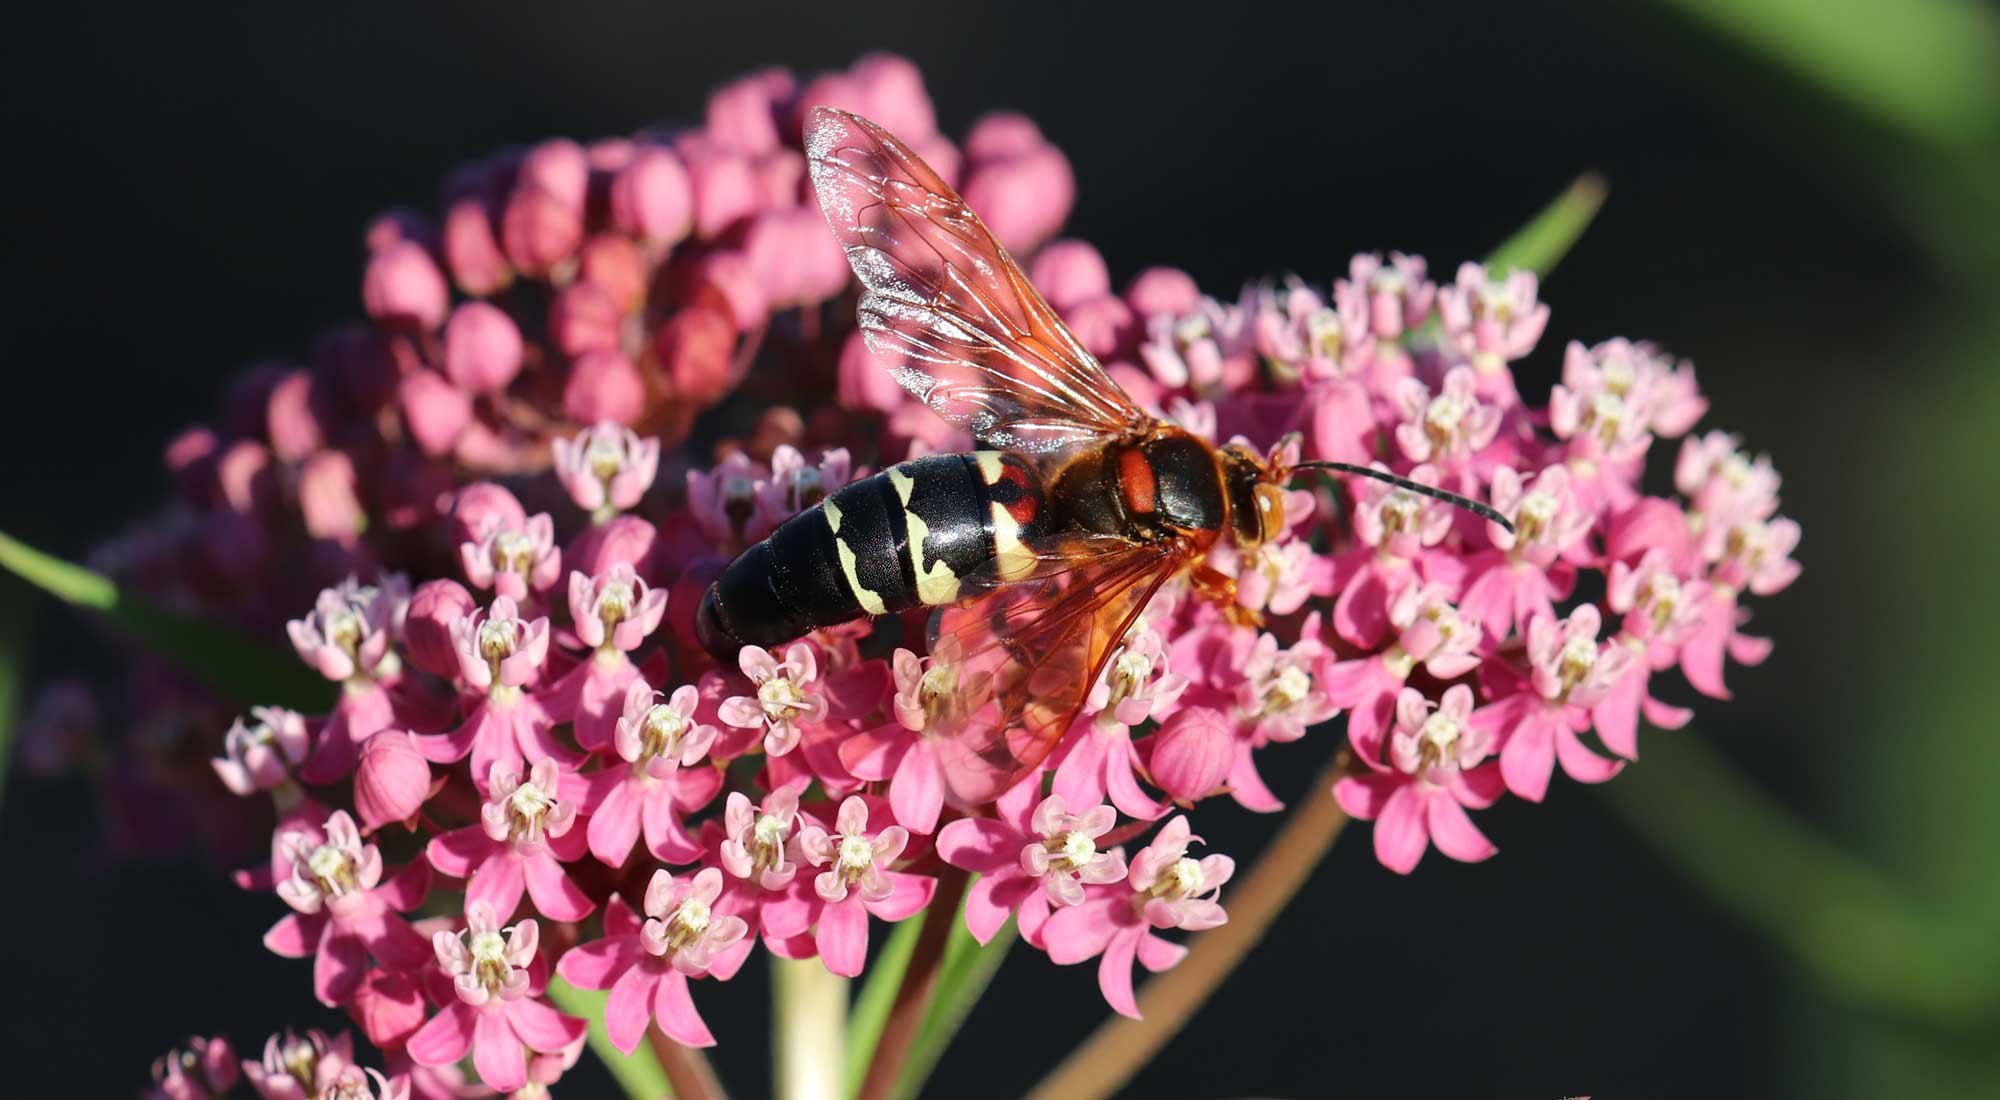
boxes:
[555,868,749,1051]
[1042,816,1229,1018]
[718,643,830,758]
[583,681,719,865]
[408,901,586,1093]
[212,707,310,796]
[263,810,433,1006]
[938,785,1127,945]
[795,795,936,976]
[147,1036,237,1100]
[426,760,593,922]
[1336,685,1504,873]
[241,1029,352,1100]
[552,422,660,518]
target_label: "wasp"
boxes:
[696,108,1506,804]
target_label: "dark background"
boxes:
[5,2,1992,1098]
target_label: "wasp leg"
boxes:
[1190,563,1263,629]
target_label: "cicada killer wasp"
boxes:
[696,107,1507,804]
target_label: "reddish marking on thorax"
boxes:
[998,463,1038,524]
[1118,449,1156,514]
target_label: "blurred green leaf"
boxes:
[0,583,28,819]
[546,976,674,1100]
[1658,0,2000,151]
[1485,173,1608,278]
[0,530,325,710]
[896,913,1014,1098]
[1600,730,1999,1024]
[844,908,923,1098]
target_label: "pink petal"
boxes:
[314,926,368,1006]
[1372,784,1428,875]
[1499,714,1556,803]
[466,851,528,921]
[935,818,1019,874]
[604,965,658,1055]
[815,896,870,977]
[642,783,705,863]
[523,854,597,921]
[1425,793,1497,863]
[964,872,1031,945]
[379,859,434,912]
[506,996,586,1052]
[1555,727,1625,785]
[407,1003,476,1067]
[1225,744,1283,813]
[1333,773,1397,821]
[472,1007,528,1092]
[428,827,494,879]
[264,913,319,959]
[350,903,433,971]
[587,778,643,867]
[889,741,944,833]
[1095,927,1142,1019]
[1135,930,1187,974]
[863,872,937,922]
[557,936,640,990]
[1042,896,1123,964]
[655,971,717,1048]
[835,722,905,780]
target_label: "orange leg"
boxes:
[1190,564,1263,629]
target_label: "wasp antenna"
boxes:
[1292,461,1515,533]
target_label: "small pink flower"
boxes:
[1473,605,1634,802]
[1391,365,1502,470]
[718,643,830,758]
[459,512,560,603]
[610,145,694,245]
[555,868,750,1051]
[1042,816,1229,1018]
[795,796,937,976]
[1251,280,1371,380]
[1458,464,1590,640]
[552,422,661,516]
[838,642,989,834]
[263,810,433,1006]
[287,576,406,683]
[442,300,524,394]
[1336,251,1436,342]
[1326,583,1482,760]
[752,445,854,532]
[686,451,768,547]
[1336,685,1504,873]
[427,760,594,922]
[938,785,1126,946]
[717,788,803,892]
[363,240,449,331]
[242,1029,352,1100]
[583,681,719,866]
[147,1036,238,1100]
[1675,431,1781,529]
[408,901,587,1093]
[354,730,431,832]
[212,706,310,795]
[451,596,549,693]
[1437,261,1550,394]
[1082,623,1188,730]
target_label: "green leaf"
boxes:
[546,976,674,1100]
[1599,730,2000,1023]
[895,913,1015,1098]
[1657,0,2000,151]
[0,530,326,710]
[843,911,923,1098]
[0,582,29,820]
[1484,173,1608,278]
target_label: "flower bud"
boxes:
[405,579,476,678]
[356,729,430,831]
[299,450,365,543]
[579,233,649,313]
[963,111,1046,161]
[661,305,740,405]
[564,349,646,426]
[549,280,623,358]
[1030,240,1110,313]
[610,146,693,245]
[837,330,904,414]
[398,368,472,457]
[450,482,527,545]
[365,207,437,254]
[349,966,427,1048]
[519,138,589,214]
[266,368,325,463]
[1125,266,1201,318]
[706,69,788,155]
[683,145,760,239]
[567,513,658,579]
[1149,706,1236,803]
[443,301,524,393]
[362,240,450,330]
[1062,296,1136,360]
[501,183,584,275]
[443,197,512,295]
[695,249,768,332]
[850,52,936,142]
[961,145,1074,255]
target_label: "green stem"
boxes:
[855,865,969,1100]
[1485,172,1609,279]
[773,955,848,1100]
[545,977,674,1100]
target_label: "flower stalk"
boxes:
[773,955,849,1100]
[856,863,970,1100]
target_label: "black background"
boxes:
[0,2,1896,1097]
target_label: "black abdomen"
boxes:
[696,451,1046,660]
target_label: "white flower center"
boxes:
[1106,647,1154,707]
[477,617,517,662]
[1046,830,1097,874]
[1588,391,1627,444]
[585,435,624,481]
[757,675,806,720]
[1173,315,1210,346]
[1265,663,1312,715]
[325,607,364,655]
[1424,393,1467,448]
[1603,357,1635,395]
[492,529,534,573]
[468,929,512,994]
[1557,634,1598,695]
[596,580,633,628]
[279,1039,319,1087]
[1515,489,1557,544]
[305,844,351,896]
[1307,307,1345,359]
[835,834,876,881]
[665,897,712,950]
[1150,856,1205,901]
[507,780,556,839]
[1420,712,1461,757]
[642,703,688,758]
[750,813,789,870]
[1380,490,1422,536]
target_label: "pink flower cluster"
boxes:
[92,57,1797,1094]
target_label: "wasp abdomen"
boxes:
[695,451,1047,659]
